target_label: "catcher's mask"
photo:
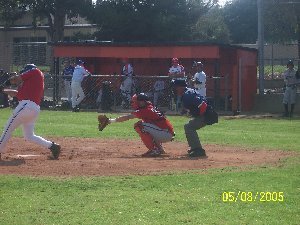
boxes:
[131,93,149,110]
[20,64,37,74]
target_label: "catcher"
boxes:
[98,93,175,157]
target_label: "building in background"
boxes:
[0,12,97,72]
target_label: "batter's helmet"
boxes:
[20,64,37,74]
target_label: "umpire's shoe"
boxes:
[189,147,206,157]
[49,142,61,160]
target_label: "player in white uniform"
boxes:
[192,61,206,97]
[120,58,134,109]
[282,60,299,117]
[121,58,134,77]
[120,76,134,109]
[153,78,165,106]
[168,58,186,111]
[71,59,91,112]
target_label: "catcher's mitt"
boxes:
[98,115,110,131]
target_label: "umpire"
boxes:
[182,88,218,157]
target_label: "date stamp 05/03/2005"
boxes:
[222,191,284,203]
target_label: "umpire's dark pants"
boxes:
[184,116,206,150]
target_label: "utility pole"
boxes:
[257,0,264,95]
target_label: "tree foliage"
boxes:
[191,7,230,43]
[0,0,30,27]
[222,0,258,44]
[90,0,218,42]
[0,0,93,42]
[264,0,299,44]
[221,0,300,44]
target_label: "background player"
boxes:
[192,61,206,97]
[71,59,91,112]
[62,60,75,105]
[282,60,299,117]
[100,93,175,157]
[168,58,186,112]
[0,64,61,160]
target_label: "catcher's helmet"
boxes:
[131,93,149,109]
[20,64,37,74]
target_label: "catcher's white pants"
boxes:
[0,100,53,153]
[71,81,85,108]
[141,122,174,143]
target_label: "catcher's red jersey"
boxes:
[132,104,174,134]
[17,68,44,105]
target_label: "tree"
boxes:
[90,0,218,42]
[222,0,258,43]
[191,7,231,43]
[0,0,29,28]
[29,0,93,42]
[264,0,299,43]
[0,0,93,42]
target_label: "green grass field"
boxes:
[0,109,299,225]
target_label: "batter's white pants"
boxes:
[71,81,85,108]
[0,100,53,153]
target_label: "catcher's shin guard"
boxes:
[134,121,156,150]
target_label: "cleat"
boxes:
[189,147,206,157]
[49,142,61,159]
[141,149,162,157]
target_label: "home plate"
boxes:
[16,154,41,158]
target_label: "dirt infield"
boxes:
[0,137,293,177]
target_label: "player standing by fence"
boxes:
[282,60,299,117]
[62,60,75,105]
[71,59,91,112]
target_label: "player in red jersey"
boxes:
[103,93,175,157]
[0,64,61,160]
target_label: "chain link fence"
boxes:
[1,41,298,111]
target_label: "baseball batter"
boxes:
[99,93,175,157]
[282,60,299,117]
[0,64,61,160]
